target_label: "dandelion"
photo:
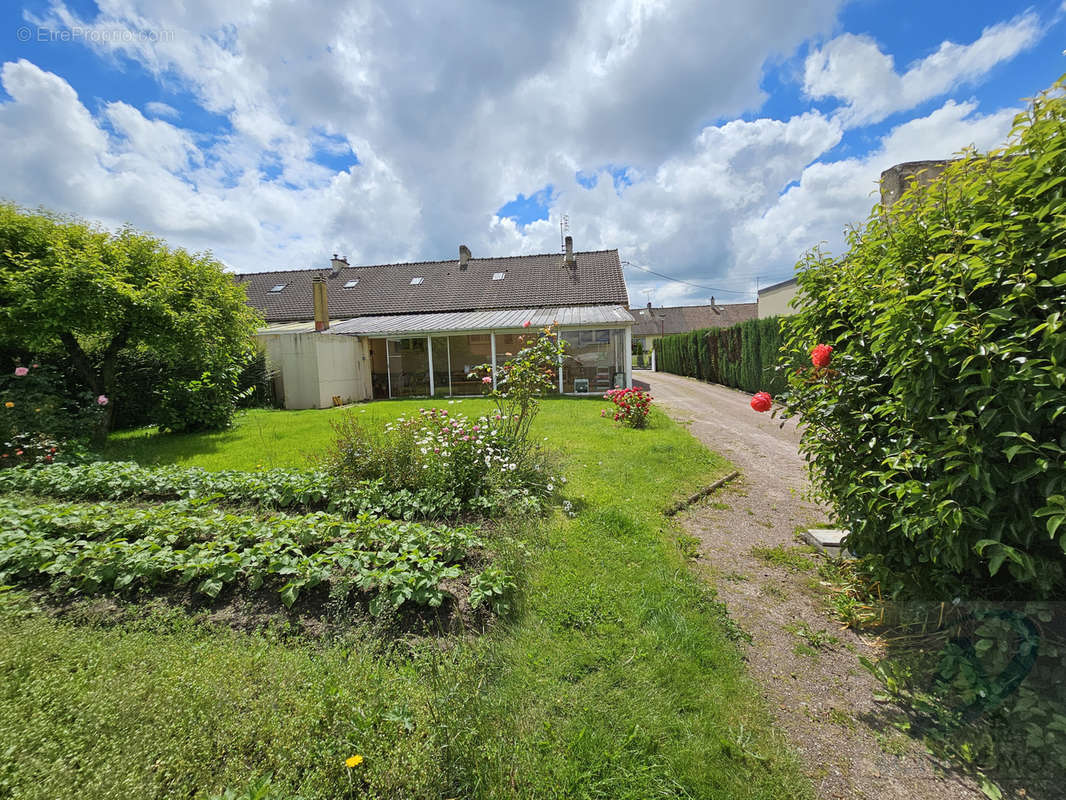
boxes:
[345,755,364,768]
[4,402,12,408]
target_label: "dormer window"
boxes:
[269,284,287,292]
[410,277,424,285]
[343,279,359,288]
[492,272,506,280]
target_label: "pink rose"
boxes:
[522,321,531,328]
[482,376,492,384]
[96,395,109,406]
[14,367,28,377]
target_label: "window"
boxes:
[343,279,359,288]
[410,277,424,285]
[269,284,286,292]
[492,272,506,280]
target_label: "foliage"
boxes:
[657,316,787,394]
[601,387,653,428]
[470,323,565,444]
[318,406,558,516]
[468,565,517,616]
[776,77,1066,601]
[0,362,104,466]
[859,601,1066,797]
[155,365,247,433]
[0,494,481,613]
[0,461,468,521]
[0,204,263,442]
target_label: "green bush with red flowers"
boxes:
[601,387,653,428]
[770,78,1066,602]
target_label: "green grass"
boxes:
[2,397,811,799]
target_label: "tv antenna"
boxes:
[559,214,570,252]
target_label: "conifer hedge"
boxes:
[656,316,786,395]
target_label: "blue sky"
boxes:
[0,1,1062,304]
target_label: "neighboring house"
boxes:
[756,277,799,319]
[631,301,757,366]
[239,239,634,408]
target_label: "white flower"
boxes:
[547,484,554,492]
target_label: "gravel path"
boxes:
[643,370,983,800]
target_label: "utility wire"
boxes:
[621,261,752,295]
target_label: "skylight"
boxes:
[269,284,286,292]
[343,279,359,288]
[410,277,424,285]
[492,272,506,280]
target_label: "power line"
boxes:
[620,261,751,296]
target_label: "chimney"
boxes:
[312,275,329,331]
[459,244,471,270]
[564,235,576,268]
[329,254,348,278]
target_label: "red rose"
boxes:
[810,344,833,368]
[750,392,772,413]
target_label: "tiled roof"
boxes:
[630,303,757,336]
[237,249,628,323]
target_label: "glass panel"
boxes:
[561,329,625,393]
[369,338,389,399]
[431,336,450,398]
[448,334,492,396]
[387,337,429,397]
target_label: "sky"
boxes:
[0,1,1062,305]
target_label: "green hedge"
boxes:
[656,316,786,394]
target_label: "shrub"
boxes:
[318,407,558,517]
[0,362,103,466]
[776,78,1066,600]
[156,366,244,433]
[657,316,786,394]
[601,387,653,428]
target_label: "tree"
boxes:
[0,205,263,444]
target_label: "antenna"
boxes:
[559,214,570,252]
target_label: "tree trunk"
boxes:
[59,327,129,448]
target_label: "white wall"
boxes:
[758,281,799,318]
[258,331,371,409]
[315,334,371,408]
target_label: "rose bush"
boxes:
[601,387,653,428]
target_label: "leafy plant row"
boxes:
[656,316,787,394]
[0,461,466,520]
[0,495,484,614]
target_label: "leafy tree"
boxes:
[0,205,263,444]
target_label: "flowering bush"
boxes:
[319,407,559,516]
[469,324,565,445]
[601,387,653,428]
[1,362,102,467]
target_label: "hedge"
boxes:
[656,316,786,395]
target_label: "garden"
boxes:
[0,246,809,800]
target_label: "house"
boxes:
[238,239,634,408]
[756,277,798,318]
[631,301,757,367]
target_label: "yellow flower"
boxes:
[345,755,363,768]
[4,402,13,408]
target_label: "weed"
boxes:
[752,544,816,573]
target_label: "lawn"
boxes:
[0,398,810,799]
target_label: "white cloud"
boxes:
[144,100,178,118]
[0,1,1041,308]
[804,12,1041,126]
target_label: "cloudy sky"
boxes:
[0,1,1062,305]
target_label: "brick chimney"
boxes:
[459,244,471,270]
[312,275,329,331]
[564,235,576,268]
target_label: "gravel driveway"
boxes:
[644,370,983,800]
